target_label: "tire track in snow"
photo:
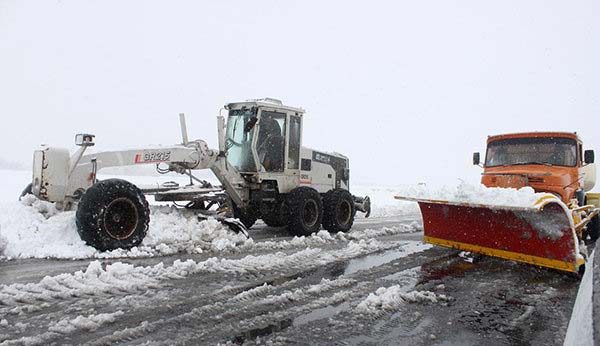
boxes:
[0,239,430,345]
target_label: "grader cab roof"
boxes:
[226,98,305,115]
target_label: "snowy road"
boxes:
[0,213,580,346]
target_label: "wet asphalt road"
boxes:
[0,213,582,345]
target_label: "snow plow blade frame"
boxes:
[396,196,585,274]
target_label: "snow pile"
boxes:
[0,197,248,260]
[49,311,124,333]
[356,285,450,314]
[395,181,552,208]
[140,206,248,254]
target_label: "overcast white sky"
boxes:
[0,0,598,187]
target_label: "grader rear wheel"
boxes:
[286,187,323,236]
[322,189,356,233]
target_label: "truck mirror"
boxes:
[584,150,595,164]
[473,152,480,165]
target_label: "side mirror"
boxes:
[584,150,595,164]
[473,152,481,166]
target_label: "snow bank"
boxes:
[395,181,552,208]
[0,197,248,260]
[356,285,450,314]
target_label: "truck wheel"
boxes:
[322,189,356,233]
[76,179,150,251]
[232,202,257,229]
[286,187,323,236]
[588,214,600,242]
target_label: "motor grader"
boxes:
[398,132,599,275]
[25,98,371,251]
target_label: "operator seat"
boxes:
[260,118,284,172]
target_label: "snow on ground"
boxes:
[0,239,425,309]
[0,195,249,260]
[356,282,451,314]
[0,191,424,260]
[49,311,124,333]
[0,168,419,260]
[394,181,553,208]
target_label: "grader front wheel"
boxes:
[76,179,150,251]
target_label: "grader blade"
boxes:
[396,196,585,274]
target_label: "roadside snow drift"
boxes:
[0,196,248,260]
[395,182,552,208]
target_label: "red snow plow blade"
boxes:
[395,195,585,274]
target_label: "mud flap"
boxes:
[396,197,584,274]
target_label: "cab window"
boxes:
[257,111,286,172]
[288,116,301,170]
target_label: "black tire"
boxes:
[262,216,286,227]
[286,187,323,236]
[19,183,33,200]
[261,202,288,227]
[232,202,257,229]
[76,179,150,251]
[588,214,600,242]
[322,189,356,233]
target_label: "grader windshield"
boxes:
[226,108,258,172]
[226,107,290,173]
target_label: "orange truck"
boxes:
[399,132,600,275]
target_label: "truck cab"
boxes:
[473,132,596,204]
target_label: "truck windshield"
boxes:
[226,108,257,172]
[485,137,577,167]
